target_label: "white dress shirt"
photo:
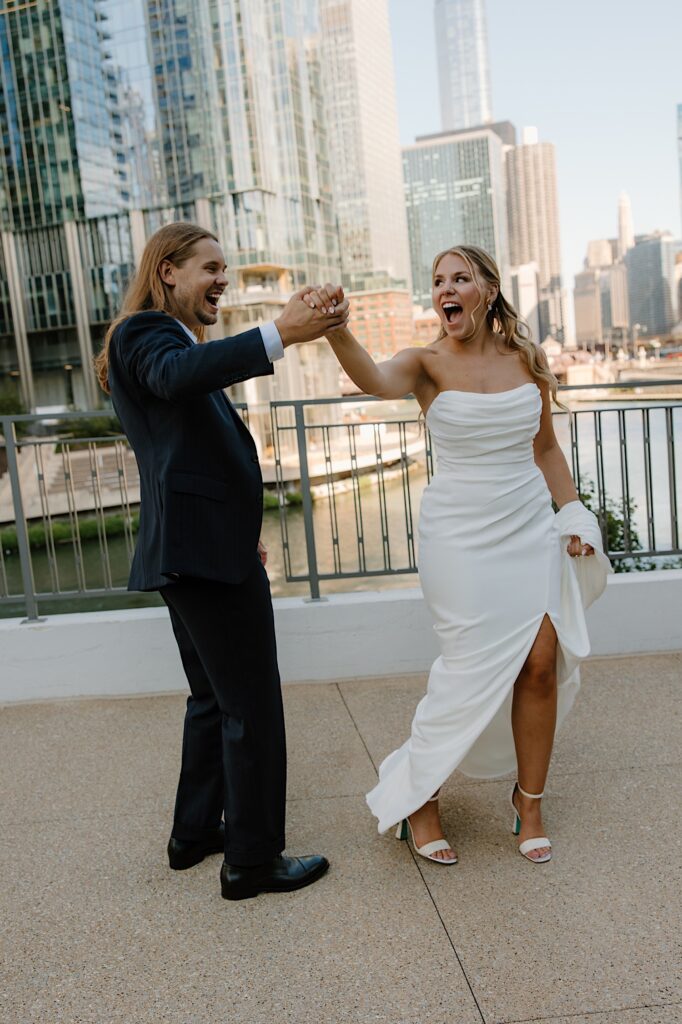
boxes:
[174,318,284,362]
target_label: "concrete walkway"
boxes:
[2,653,681,1024]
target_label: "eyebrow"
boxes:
[203,261,226,270]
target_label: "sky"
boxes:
[388,0,682,289]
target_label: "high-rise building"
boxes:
[319,0,411,292]
[510,263,541,343]
[0,0,125,232]
[0,0,136,409]
[403,125,510,308]
[585,239,614,269]
[617,191,634,258]
[573,270,602,351]
[506,128,565,341]
[0,0,342,412]
[678,104,682,233]
[435,0,492,132]
[625,234,678,339]
[601,262,629,343]
[574,237,630,353]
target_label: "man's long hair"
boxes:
[94,221,218,393]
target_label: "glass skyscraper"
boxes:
[403,126,509,309]
[319,0,411,292]
[0,0,124,231]
[0,0,135,409]
[625,235,678,339]
[0,0,340,410]
[677,104,682,234]
[434,0,492,133]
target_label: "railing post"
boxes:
[294,402,321,600]
[2,417,42,621]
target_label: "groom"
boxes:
[102,221,347,900]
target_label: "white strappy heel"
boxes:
[510,783,552,863]
[395,795,458,865]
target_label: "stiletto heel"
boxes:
[510,783,552,863]
[394,794,457,865]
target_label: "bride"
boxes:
[306,245,611,865]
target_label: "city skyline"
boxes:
[389,0,682,286]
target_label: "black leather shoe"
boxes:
[220,854,329,901]
[167,824,225,870]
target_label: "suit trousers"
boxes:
[160,560,286,866]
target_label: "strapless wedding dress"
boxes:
[366,383,611,833]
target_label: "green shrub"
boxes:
[0,511,140,554]
[579,476,682,572]
[55,415,121,439]
[0,388,26,417]
[263,488,305,511]
[0,387,31,437]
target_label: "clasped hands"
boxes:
[275,283,349,346]
[303,283,345,318]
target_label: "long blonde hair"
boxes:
[95,221,218,393]
[432,245,565,408]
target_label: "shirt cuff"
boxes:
[259,321,285,362]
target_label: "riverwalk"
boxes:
[2,652,680,1023]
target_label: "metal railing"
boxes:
[1,381,682,618]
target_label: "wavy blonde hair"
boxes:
[432,245,565,409]
[94,221,218,393]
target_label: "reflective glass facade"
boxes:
[435,0,492,133]
[403,128,508,309]
[319,0,411,291]
[0,0,340,409]
[625,235,678,338]
[0,0,124,230]
[678,104,682,234]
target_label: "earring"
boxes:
[487,302,493,312]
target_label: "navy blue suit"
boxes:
[108,310,272,590]
[109,311,286,865]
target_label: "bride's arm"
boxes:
[324,325,423,400]
[534,382,594,556]
[301,283,423,398]
[533,381,579,507]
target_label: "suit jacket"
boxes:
[108,310,274,591]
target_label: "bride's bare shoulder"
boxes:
[390,345,429,370]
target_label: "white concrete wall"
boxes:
[1,570,681,703]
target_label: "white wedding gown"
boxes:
[366,383,611,834]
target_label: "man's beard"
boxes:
[195,307,218,326]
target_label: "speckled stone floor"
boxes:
[2,653,681,1024]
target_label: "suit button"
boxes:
[251,455,259,463]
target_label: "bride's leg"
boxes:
[407,793,457,862]
[511,614,558,860]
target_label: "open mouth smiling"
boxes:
[442,301,463,323]
[205,289,222,312]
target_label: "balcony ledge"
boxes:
[2,570,681,704]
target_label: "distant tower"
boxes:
[618,192,635,258]
[678,104,682,234]
[506,127,565,341]
[403,125,509,308]
[319,0,411,292]
[435,0,492,132]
